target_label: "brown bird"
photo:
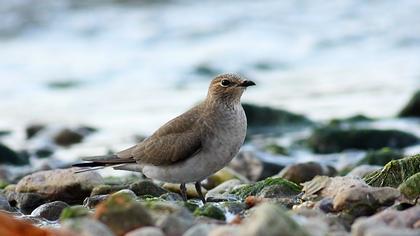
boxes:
[74,73,255,202]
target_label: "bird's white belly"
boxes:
[142,148,232,183]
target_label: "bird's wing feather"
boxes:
[120,104,205,166]
[132,130,202,165]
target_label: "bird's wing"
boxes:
[118,104,205,166]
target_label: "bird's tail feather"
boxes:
[73,163,128,173]
[72,154,136,173]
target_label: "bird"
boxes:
[73,73,255,202]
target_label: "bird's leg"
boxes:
[180,183,188,201]
[195,181,206,204]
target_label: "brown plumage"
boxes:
[73,73,255,202]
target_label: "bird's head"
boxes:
[206,73,255,104]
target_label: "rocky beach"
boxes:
[0,90,419,236]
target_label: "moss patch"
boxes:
[60,205,90,221]
[398,172,420,199]
[193,203,225,221]
[230,177,301,199]
[363,154,420,188]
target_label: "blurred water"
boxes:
[0,0,419,144]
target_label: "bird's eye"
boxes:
[220,80,231,87]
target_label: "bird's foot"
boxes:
[195,181,206,204]
[180,183,188,201]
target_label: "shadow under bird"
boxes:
[73,73,255,202]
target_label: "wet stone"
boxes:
[62,218,114,236]
[229,151,283,182]
[16,168,104,204]
[278,161,336,184]
[307,127,419,153]
[184,224,217,236]
[352,205,420,236]
[34,148,54,158]
[53,129,83,146]
[83,194,109,209]
[206,179,242,202]
[159,192,183,201]
[157,214,194,236]
[357,148,403,166]
[94,192,153,236]
[194,203,226,221]
[204,167,249,190]
[125,226,166,236]
[12,192,47,214]
[26,124,45,139]
[239,203,309,236]
[221,201,247,215]
[0,194,12,212]
[399,90,420,117]
[90,184,125,196]
[0,143,29,166]
[332,186,400,217]
[129,180,168,197]
[243,103,313,128]
[31,201,69,221]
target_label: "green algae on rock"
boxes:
[230,177,301,199]
[307,127,418,154]
[398,172,420,199]
[193,203,226,221]
[363,154,420,188]
[60,205,90,221]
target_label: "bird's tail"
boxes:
[72,154,136,173]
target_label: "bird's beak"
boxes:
[239,80,256,87]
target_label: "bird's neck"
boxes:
[205,95,241,112]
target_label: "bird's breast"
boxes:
[204,104,247,161]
